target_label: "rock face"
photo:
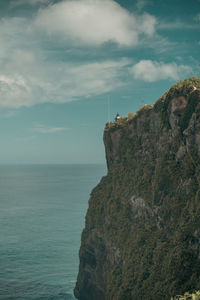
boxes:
[74,78,200,300]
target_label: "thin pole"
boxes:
[107,96,110,122]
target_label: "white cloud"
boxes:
[0,75,34,108]
[54,59,130,101]
[35,0,157,46]
[136,0,150,11]
[15,135,36,142]
[159,20,200,30]
[138,13,156,36]
[0,9,156,109]
[10,0,50,7]
[0,110,18,119]
[32,124,68,134]
[0,54,130,108]
[0,17,131,108]
[130,60,192,82]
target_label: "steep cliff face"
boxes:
[74,78,200,300]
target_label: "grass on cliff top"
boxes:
[105,104,153,130]
[171,290,200,300]
[105,76,200,131]
[171,77,200,91]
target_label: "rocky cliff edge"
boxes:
[74,77,200,300]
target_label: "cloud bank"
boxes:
[130,60,192,82]
[33,124,68,134]
[11,0,50,7]
[0,1,158,109]
[0,46,130,108]
[35,0,157,46]
[136,0,151,11]
[0,1,193,109]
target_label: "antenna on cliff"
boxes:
[107,95,110,122]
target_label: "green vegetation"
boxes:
[136,104,153,115]
[171,290,200,300]
[106,77,200,133]
[105,105,153,131]
[127,112,135,120]
[170,77,200,94]
[105,117,128,130]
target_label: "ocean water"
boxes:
[0,164,106,300]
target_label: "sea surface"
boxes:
[0,164,106,300]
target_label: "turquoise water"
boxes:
[0,164,106,300]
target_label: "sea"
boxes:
[0,164,106,300]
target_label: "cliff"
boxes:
[74,77,200,300]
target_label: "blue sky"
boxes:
[0,0,199,164]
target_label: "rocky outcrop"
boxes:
[74,78,200,300]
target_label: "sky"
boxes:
[0,0,199,164]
